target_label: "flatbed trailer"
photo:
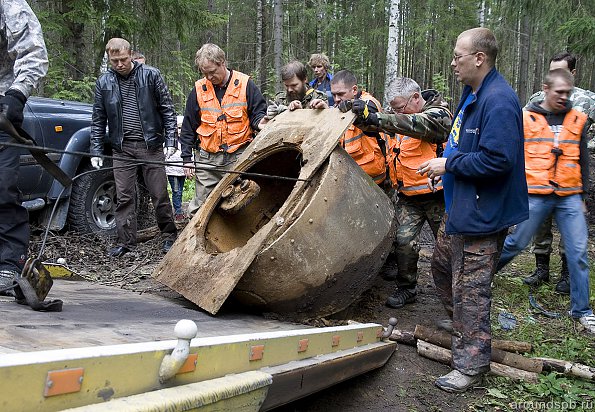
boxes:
[0,279,396,411]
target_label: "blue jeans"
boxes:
[167,175,185,215]
[498,194,592,318]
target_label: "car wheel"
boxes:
[68,165,117,234]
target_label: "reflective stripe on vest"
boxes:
[339,91,386,184]
[386,134,441,195]
[195,71,252,153]
[523,108,586,196]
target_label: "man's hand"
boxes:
[288,100,303,111]
[165,146,176,159]
[351,99,380,126]
[0,90,26,128]
[337,99,353,113]
[351,99,369,118]
[90,157,103,169]
[183,161,195,178]
[309,99,329,109]
[428,176,442,192]
[266,102,288,119]
[418,158,447,179]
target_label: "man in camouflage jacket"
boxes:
[0,0,48,292]
[351,77,452,309]
[264,61,327,122]
[522,52,595,293]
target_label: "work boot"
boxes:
[435,370,482,393]
[555,255,570,294]
[523,254,550,286]
[385,287,416,309]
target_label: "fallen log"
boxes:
[535,357,595,381]
[417,340,539,383]
[388,329,416,346]
[414,325,543,373]
[389,328,532,353]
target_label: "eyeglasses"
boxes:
[391,94,415,114]
[452,52,478,62]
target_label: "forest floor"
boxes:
[28,156,595,412]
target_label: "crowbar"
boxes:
[0,107,72,187]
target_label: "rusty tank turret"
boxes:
[153,109,396,318]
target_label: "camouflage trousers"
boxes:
[431,214,507,376]
[393,192,444,288]
[530,214,565,256]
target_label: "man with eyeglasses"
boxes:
[417,28,528,393]
[347,77,452,309]
[179,43,267,215]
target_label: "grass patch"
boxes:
[475,246,595,410]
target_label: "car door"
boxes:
[18,101,46,200]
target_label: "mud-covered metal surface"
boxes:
[233,147,396,318]
[153,109,395,316]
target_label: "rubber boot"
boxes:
[523,254,550,286]
[555,255,570,294]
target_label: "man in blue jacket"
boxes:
[418,27,528,392]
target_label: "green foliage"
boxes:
[558,16,595,55]
[333,36,368,81]
[483,251,595,410]
[430,73,449,98]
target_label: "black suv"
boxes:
[20,97,151,234]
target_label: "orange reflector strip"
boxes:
[44,368,84,397]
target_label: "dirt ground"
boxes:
[25,155,595,412]
[31,225,481,412]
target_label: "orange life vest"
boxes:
[195,71,252,153]
[340,91,386,184]
[386,134,442,195]
[523,108,586,196]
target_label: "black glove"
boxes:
[337,99,353,113]
[365,112,380,127]
[351,99,368,118]
[0,89,27,128]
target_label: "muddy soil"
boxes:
[29,150,595,412]
[31,223,481,412]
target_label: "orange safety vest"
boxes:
[340,91,386,184]
[195,71,253,153]
[523,108,586,196]
[386,134,442,195]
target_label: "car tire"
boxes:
[67,164,157,235]
[68,164,117,235]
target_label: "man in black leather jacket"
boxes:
[90,37,177,257]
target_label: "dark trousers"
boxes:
[0,135,29,272]
[431,214,506,376]
[113,140,176,248]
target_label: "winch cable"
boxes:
[528,289,561,318]
[0,139,310,262]
[0,140,311,184]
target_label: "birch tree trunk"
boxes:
[273,0,283,93]
[256,0,265,91]
[517,12,531,103]
[383,0,400,106]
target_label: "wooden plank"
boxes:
[153,109,355,315]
